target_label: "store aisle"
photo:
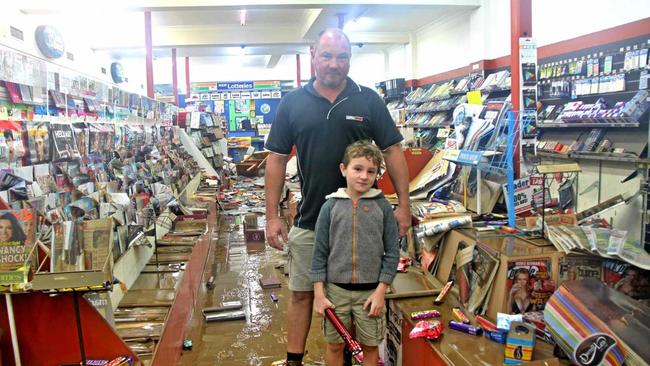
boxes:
[178,215,326,366]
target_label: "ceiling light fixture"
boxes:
[240,9,247,26]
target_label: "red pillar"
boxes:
[144,11,154,98]
[510,0,532,114]
[185,57,191,97]
[296,54,302,88]
[510,0,532,178]
[171,48,178,105]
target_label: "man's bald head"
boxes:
[313,28,352,54]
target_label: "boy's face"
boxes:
[340,156,378,196]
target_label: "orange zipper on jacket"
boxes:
[351,200,357,283]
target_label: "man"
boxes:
[265,28,410,366]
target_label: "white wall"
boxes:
[533,0,650,47]
[386,45,408,80]
[349,51,386,88]
[414,10,472,79]
[407,0,650,81]
[0,8,145,94]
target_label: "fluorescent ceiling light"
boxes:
[343,16,372,32]
[240,9,247,26]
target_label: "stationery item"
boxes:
[452,307,470,324]
[448,320,483,336]
[433,280,453,305]
[410,310,441,320]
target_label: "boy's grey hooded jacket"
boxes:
[310,188,399,285]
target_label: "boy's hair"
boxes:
[342,140,383,169]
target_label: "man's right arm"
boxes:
[265,152,289,250]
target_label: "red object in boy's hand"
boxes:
[324,308,363,358]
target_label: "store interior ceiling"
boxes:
[16,0,480,67]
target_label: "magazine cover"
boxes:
[0,209,36,284]
[50,123,80,160]
[73,123,89,157]
[24,121,51,165]
[466,243,500,315]
[559,256,603,285]
[506,259,555,314]
[79,218,113,272]
[0,121,26,166]
[50,221,79,272]
[602,260,650,300]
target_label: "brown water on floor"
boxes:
[177,216,326,366]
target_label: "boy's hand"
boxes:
[314,294,335,316]
[363,288,386,317]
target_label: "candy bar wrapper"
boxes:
[410,309,442,320]
[409,320,444,340]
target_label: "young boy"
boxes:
[311,140,400,366]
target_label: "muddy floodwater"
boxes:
[176,216,327,366]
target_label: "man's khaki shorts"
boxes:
[287,226,316,292]
[322,283,385,347]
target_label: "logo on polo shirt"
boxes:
[346,115,365,122]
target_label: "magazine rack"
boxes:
[0,290,138,366]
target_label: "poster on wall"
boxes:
[210,93,221,100]
[230,92,241,100]
[261,91,271,98]
[221,92,230,100]
[251,91,261,99]
[271,90,281,99]
[240,92,251,99]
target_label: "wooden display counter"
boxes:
[391,295,560,366]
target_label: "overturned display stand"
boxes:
[0,291,138,365]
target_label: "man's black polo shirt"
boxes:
[266,77,403,231]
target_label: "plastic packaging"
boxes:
[409,320,444,340]
[410,309,442,320]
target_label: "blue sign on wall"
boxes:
[255,98,280,124]
[217,81,254,91]
[35,25,65,59]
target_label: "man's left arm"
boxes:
[384,144,411,236]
